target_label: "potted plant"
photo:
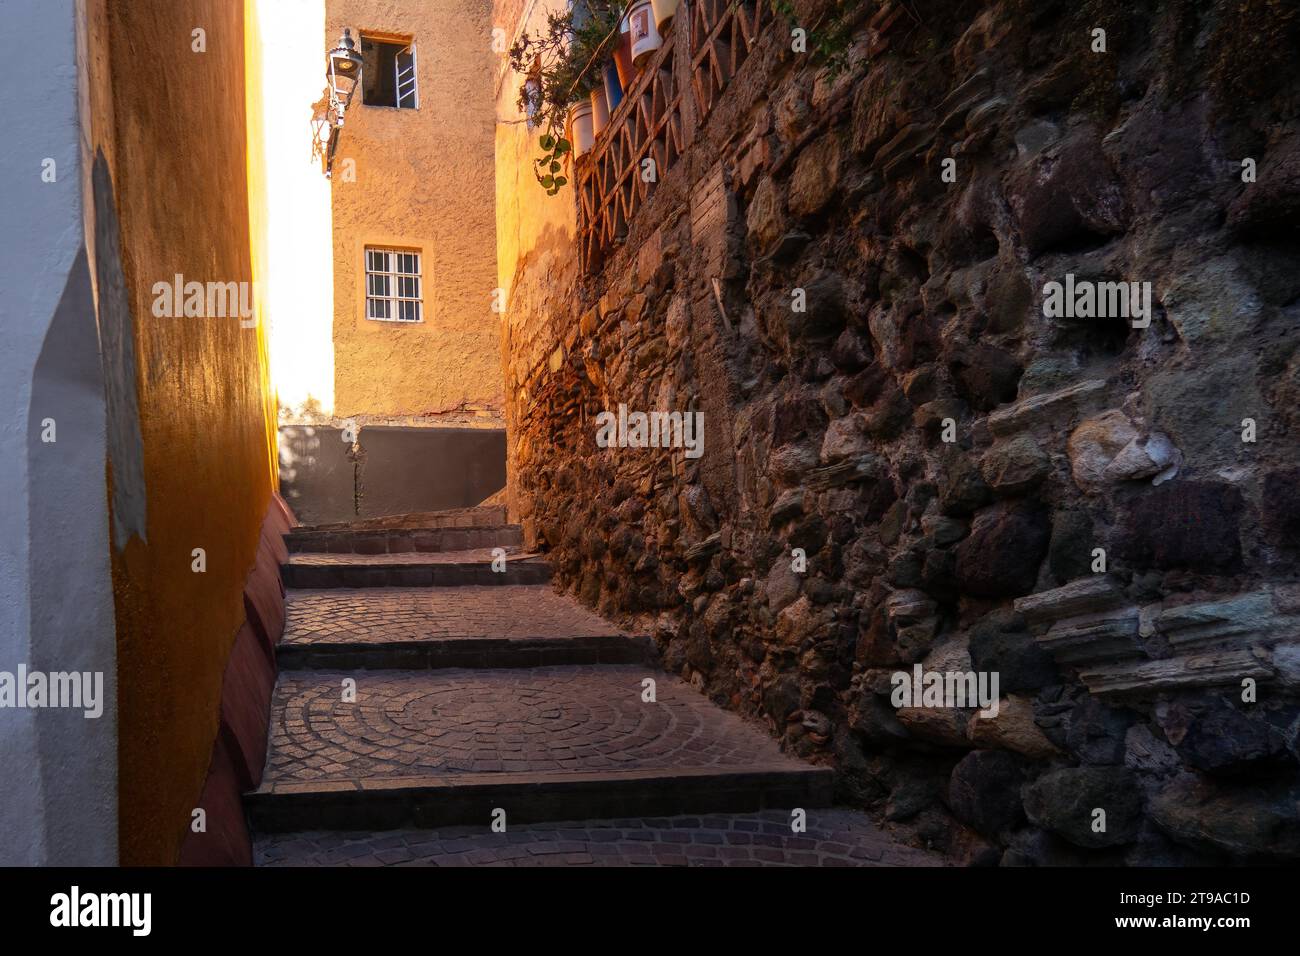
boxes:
[613,16,634,88]
[602,57,624,113]
[650,0,680,33]
[591,82,610,138]
[569,99,596,158]
[509,1,623,193]
[628,0,662,67]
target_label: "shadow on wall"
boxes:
[279,425,506,525]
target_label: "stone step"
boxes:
[278,586,655,670]
[301,505,509,532]
[246,666,832,832]
[281,549,551,589]
[285,524,523,555]
[254,809,945,867]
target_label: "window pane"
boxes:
[396,49,416,109]
[364,247,422,322]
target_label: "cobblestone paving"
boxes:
[284,586,627,645]
[286,548,537,566]
[263,666,799,783]
[254,809,944,867]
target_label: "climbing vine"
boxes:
[768,0,862,75]
[511,2,623,195]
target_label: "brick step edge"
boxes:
[302,505,509,533]
[285,525,524,555]
[281,561,552,589]
[246,766,835,833]
[277,635,658,670]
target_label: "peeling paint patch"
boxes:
[91,151,147,548]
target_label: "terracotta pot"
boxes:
[591,85,610,137]
[613,23,634,87]
[602,59,624,113]
[628,0,661,68]
[569,100,595,158]
[650,0,680,32]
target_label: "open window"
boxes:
[361,35,417,109]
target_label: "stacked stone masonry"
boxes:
[502,0,1300,864]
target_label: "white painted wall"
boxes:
[253,0,336,418]
[0,0,117,865]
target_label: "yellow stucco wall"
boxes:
[83,0,276,865]
[492,0,583,518]
[493,0,579,303]
[329,0,503,422]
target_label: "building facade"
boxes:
[327,0,503,425]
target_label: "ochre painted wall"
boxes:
[492,0,583,520]
[84,0,276,865]
[492,0,579,306]
[329,0,502,422]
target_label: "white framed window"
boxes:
[361,36,417,109]
[365,247,422,322]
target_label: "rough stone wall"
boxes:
[503,0,1300,864]
[329,0,502,423]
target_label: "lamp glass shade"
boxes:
[326,29,363,88]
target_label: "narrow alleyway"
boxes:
[248,507,941,866]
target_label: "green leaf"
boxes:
[539,134,556,150]
[553,176,567,187]
[540,175,555,188]
[554,138,572,154]
[550,161,561,173]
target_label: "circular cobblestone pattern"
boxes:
[265,665,797,783]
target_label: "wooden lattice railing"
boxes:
[689,0,770,121]
[575,0,771,273]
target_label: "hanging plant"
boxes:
[511,1,624,194]
[767,0,864,76]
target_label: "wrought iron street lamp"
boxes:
[327,28,363,124]
[314,29,363,178]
